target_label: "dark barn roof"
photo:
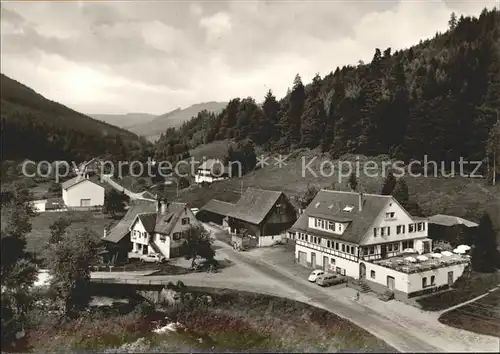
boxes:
[227,188,284,225]
[103,201,156,243]
[199,199,235,216]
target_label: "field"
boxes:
[438,288,500,337]
[25,287,396,353]
[189,139,234,161]
[25,211,117,258]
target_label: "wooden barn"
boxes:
[226,188,297,247]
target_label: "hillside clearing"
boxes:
[175,151,499,223]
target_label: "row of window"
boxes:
[362,241,403,255]
[132,230,148,239]
[298,233,356,255]
[422,275,436,287]
[409,222,425,233]
[313,218,343,233]
[374,222,425,237]
[159,231,183,242]
[373,226,391,237]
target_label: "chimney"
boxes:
[156,198,161,213]
[358,193,363,212]
[103,228,107,238]
[160,200,167,214]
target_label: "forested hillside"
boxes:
[156,9,500,168]
[0,74,152,162]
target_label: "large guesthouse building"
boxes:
[288,190,470,299]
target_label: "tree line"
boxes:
[156,9,500,180]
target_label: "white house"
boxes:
[194,159,229,184]
[287,190,470,300]
[61,175,105,208]
[31,199,47,213]
[128,200,200,259]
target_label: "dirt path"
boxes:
[439,285,500,316]
[101,174,154,201]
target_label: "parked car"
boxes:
[315,273,338,287]
[192,259,219,273]
[308,269,325,282]
[140,253,166,263]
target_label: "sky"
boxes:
[0,0,497,115]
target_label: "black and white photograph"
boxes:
[1,0,499,352]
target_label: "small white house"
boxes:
[31,199,47,213]
[195,159,229,184]
[61,175,105,208]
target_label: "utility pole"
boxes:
[493,110,499,186]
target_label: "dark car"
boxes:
[192,259,219,272]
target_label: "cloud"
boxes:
[0,0,496,115]
[199,12,232,44]
[189,2,203,17]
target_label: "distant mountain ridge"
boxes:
[127,101,227,141]
[1,73,145,161]
[90,112,157,129]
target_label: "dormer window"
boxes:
[342,205,354,212]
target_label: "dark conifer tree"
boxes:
[381,171,397,195]
[471,212,498,273]
[300,74,326,148]
[392,178,410,209]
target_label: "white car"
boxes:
[140,254,165,263]
[308,269,325,282]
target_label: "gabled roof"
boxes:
[137,213,157,232]
[289,190,391,244]
[427,214,478,228]
[154,202,189,235]
[227,188,284,225]
[61,175,103,190]
[103,201,157,243]
[199,199,235,216]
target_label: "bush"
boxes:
[178,177,190,189]
[131,302,155,319]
